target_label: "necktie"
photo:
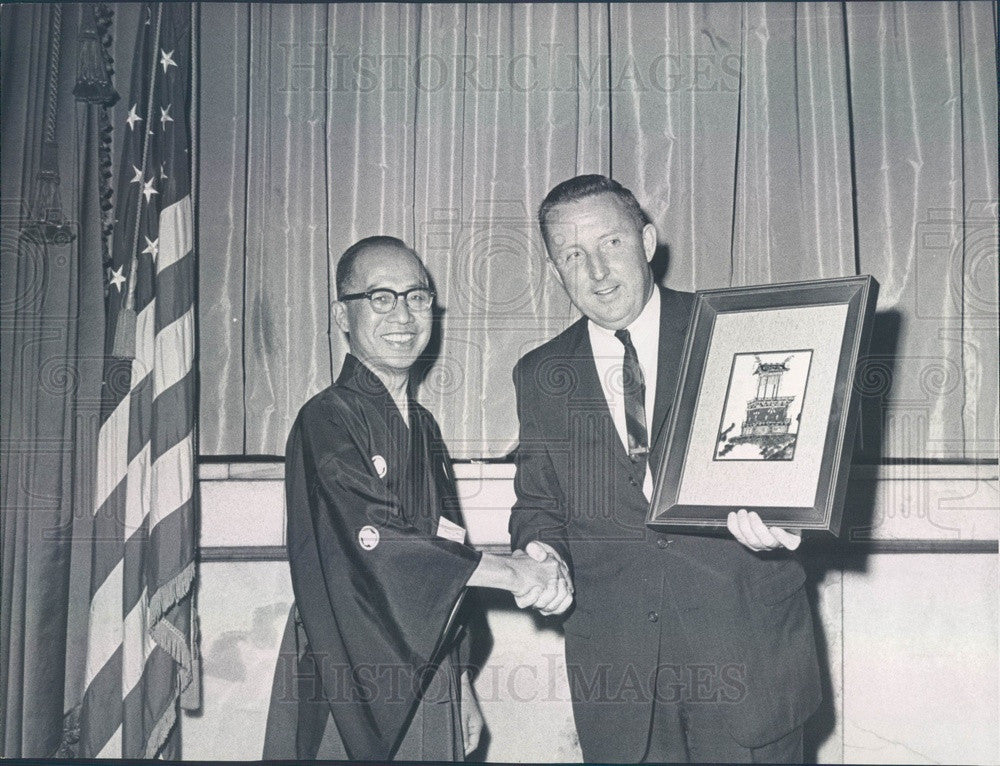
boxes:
[614,328,648,478]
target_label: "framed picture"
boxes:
[647,275,878,536]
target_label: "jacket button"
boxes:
[628,476,638,487]
[656,537,669,548]
[647,611,659,623]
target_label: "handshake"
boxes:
[508,541,574,616]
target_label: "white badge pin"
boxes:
[372,454,387,478]
[358,525,380,550]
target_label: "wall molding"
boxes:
[197,459,999,485]
[198,539,998,563]
[197,459,999,560]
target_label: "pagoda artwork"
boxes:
[715,349,813,461]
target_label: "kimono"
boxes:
[263,354,481,760]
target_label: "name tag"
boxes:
[436,516,467,544]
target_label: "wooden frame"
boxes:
[647,276,879,536]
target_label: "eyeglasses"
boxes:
[338,287,435,314]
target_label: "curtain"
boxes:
[612,1,999,460]
[846,1,998,459]
[196,1,997,460]
[198,3,609,456]
[0,3,148,756]
[1,4,106,755]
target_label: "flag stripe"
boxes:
[153,309,194,397]
[122,591,153,696]
[157,196,192,273]
[97,725,123,759]
[95,395,130,510]
[146,496,195,595]
[154,246,195,331]
[80,644,122,756]
[150,432,194,531]
[127,373,154,465]
[122,522,148,622]
[90,482,127,596]
[122,647,177,757]
[124,442,151,541]
[99,358,135,423]
[131,300,157,391]
[84,558,123,689]
[151,369,195,461]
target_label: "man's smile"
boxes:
[382,332,417,345]
[593,284,621,299]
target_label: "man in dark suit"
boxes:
[509,175,821,763]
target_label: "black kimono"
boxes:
[263,354,481,760]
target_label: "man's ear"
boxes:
[332,301,350,335]
[642,222,657,263]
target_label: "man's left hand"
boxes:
[460,671,485,756]
[727,508,801,552]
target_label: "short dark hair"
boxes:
[334,235,421,296]
[537,174,647,246]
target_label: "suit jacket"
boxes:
[509,287,821,762]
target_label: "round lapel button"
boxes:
[358,525,380,550]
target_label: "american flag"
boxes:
[79,3,200,757]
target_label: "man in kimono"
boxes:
[264,236,570,761]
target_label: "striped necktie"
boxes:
[614,328,648,477]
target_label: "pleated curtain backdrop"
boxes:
[1,4,119,755]
[196,2,997,461]
[611,2,998,460]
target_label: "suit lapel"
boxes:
[568,320,635,475]
[649,288,692,474]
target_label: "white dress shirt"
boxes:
[587,288,660,500]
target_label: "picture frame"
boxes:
[647,275,879,536]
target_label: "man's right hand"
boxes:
[510,541,573,616]
[466,545,573,615]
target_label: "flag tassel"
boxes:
[144,694,178,759]
[147,559,201,709]
[111,252,138,359]
[111,305,136,359]
[144,559,199,758]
